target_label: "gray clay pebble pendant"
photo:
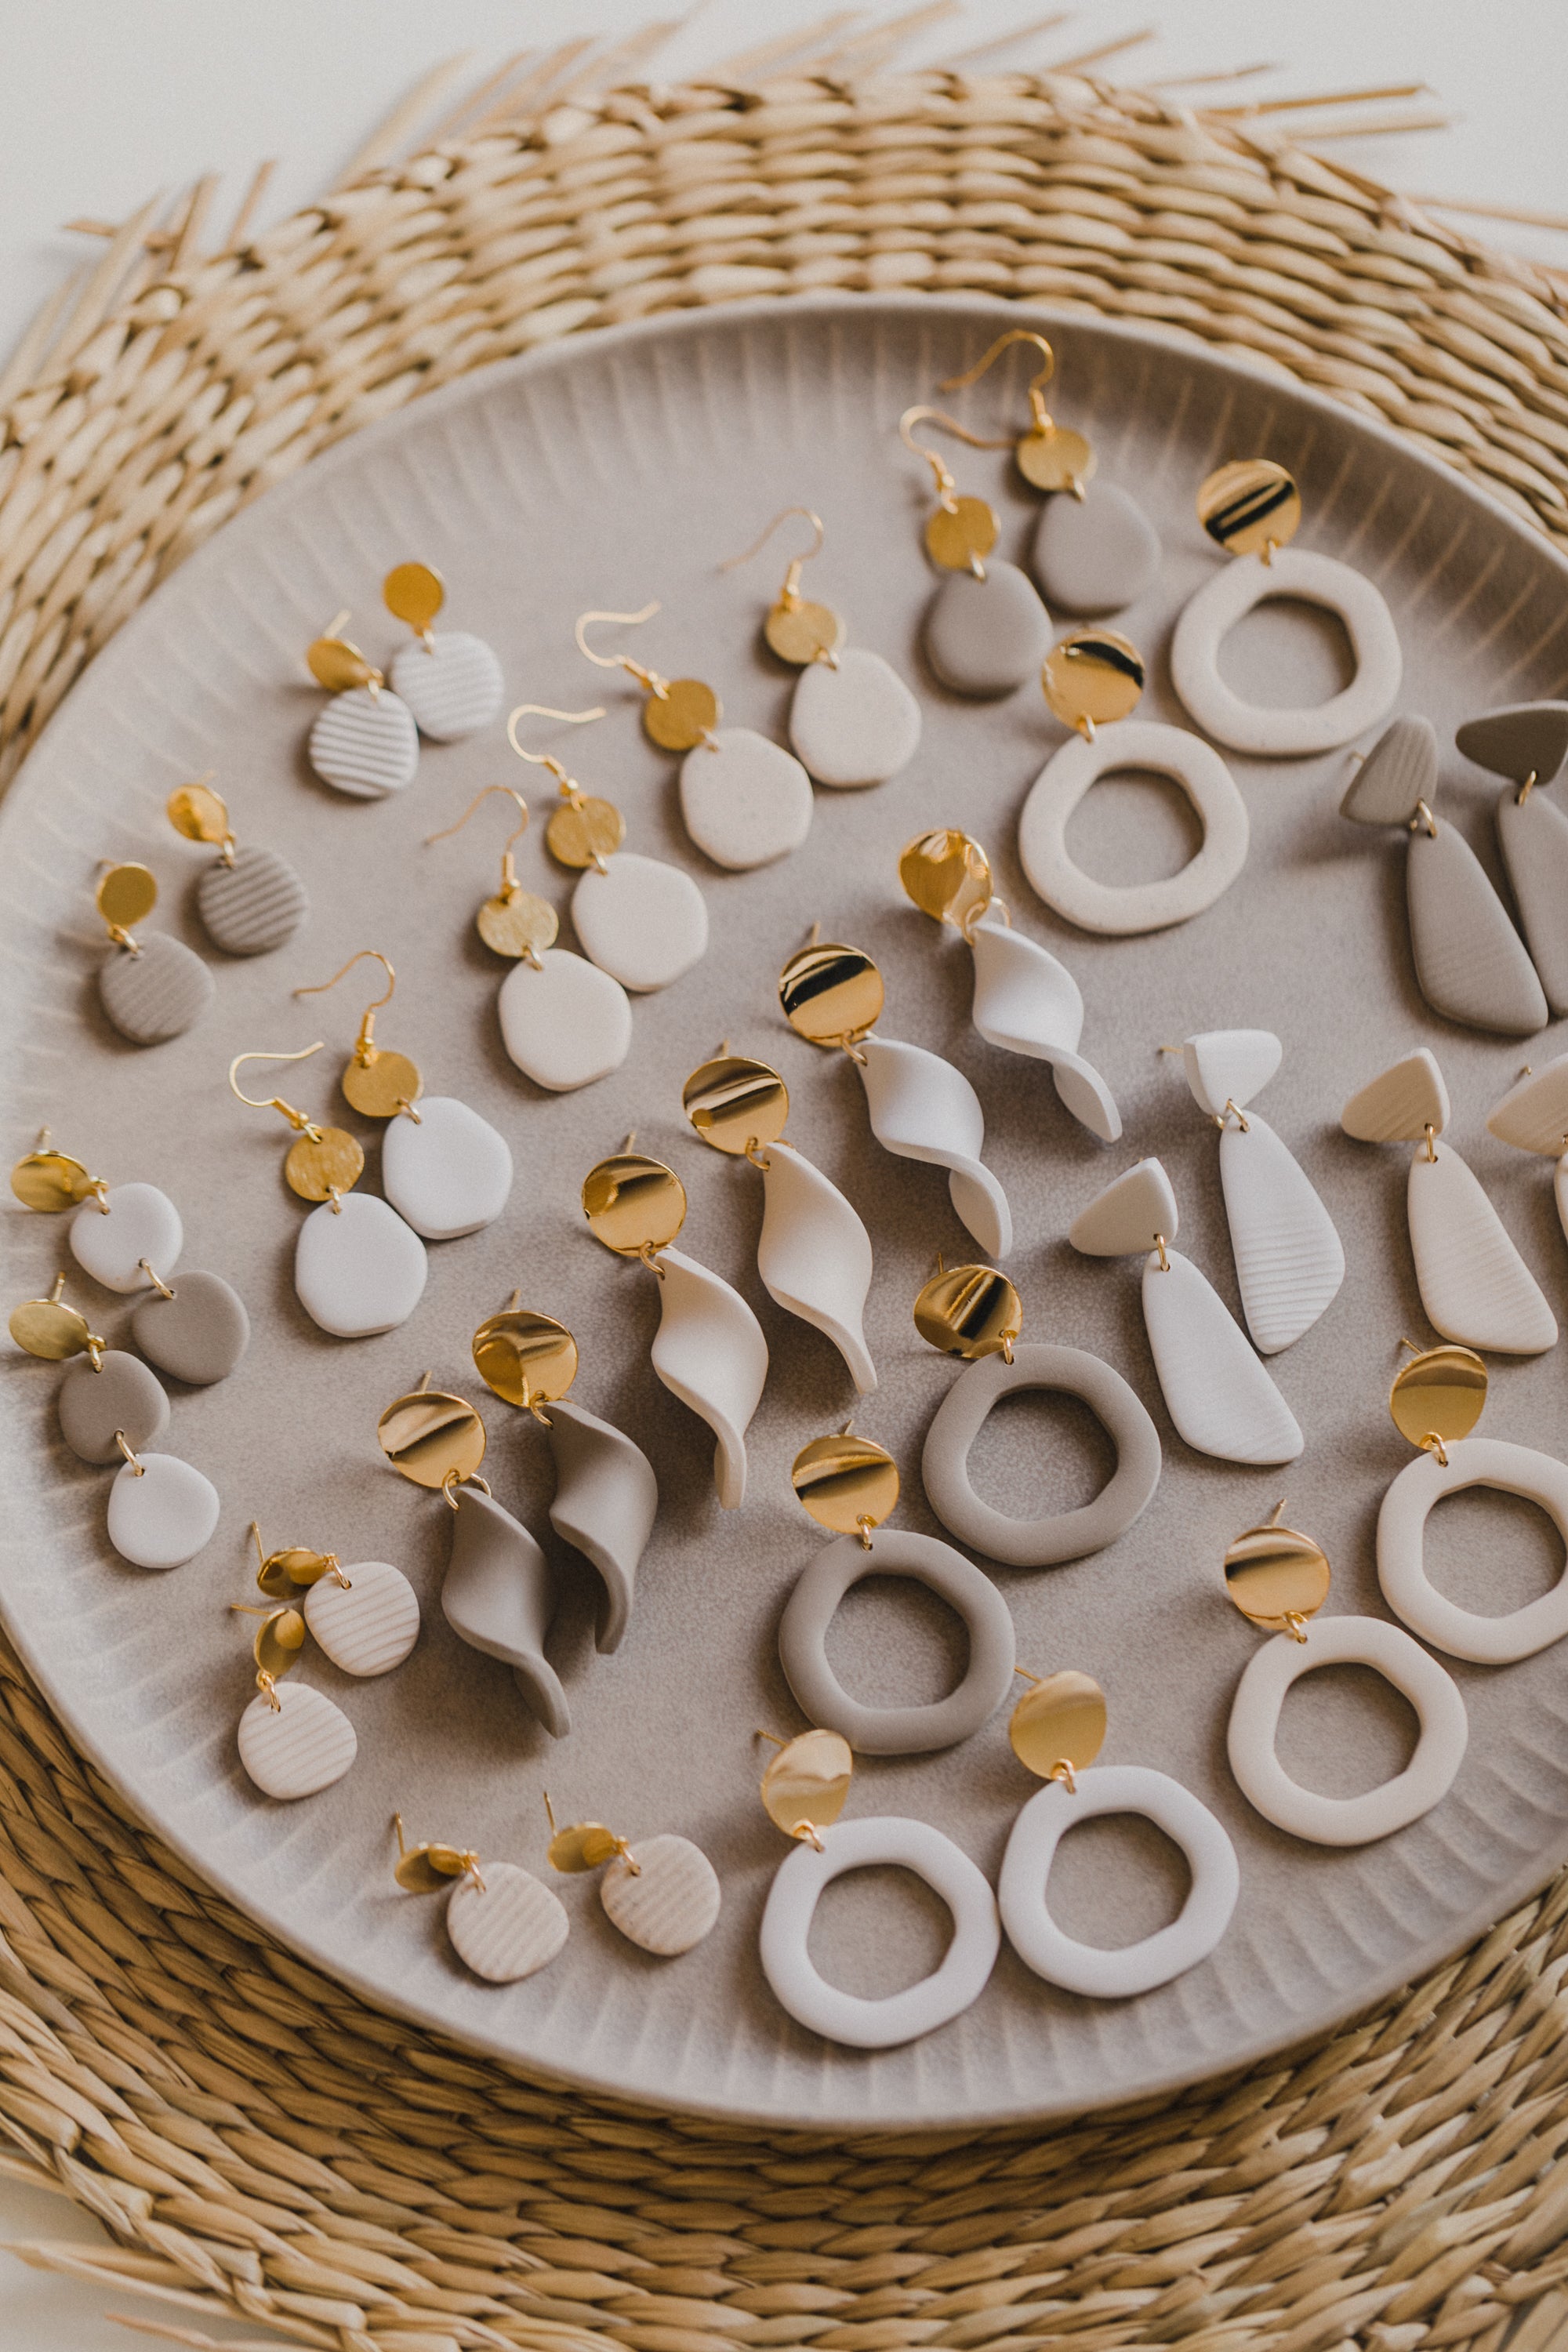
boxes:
[1497,790,1568,1015]
[107,1451,220,1570]
[1033,477,1160,615]
[390,634,505,741]
[789,646,921,788]
[1341,716,1438,826]
[71,1183,182,1293]
[601,1834,721,1956]
[100,934,214,1046]
[58,1350,169,1464]
[197,844,308,956]
[446,1864,568,1982]
[924,563,1051,697]
[131,1270,249,1385]
[308,687,419,797]
[381,1096,513,1240]
[1456,701,1568,789]
[679,728,814,869]
[303,1560,419,1675]
[238,1682,356,1799]
[1407,822,1547,1036]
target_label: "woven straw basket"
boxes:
[5,49,1568,2352]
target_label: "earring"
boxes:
[721,510,922,789]
[898,405,1050,698]
[580,1148,767,1511]
[8,1276,220,1569]
[509,701,708,993]
[230,1598,356,1801]
[1172,459,1402,755]
[1341,1049,1555,1355]
[426,784,631,1091]
[471,1294,658,1653]
[756,1727,999,2048]
[544,1793,720,1957]
[292,949,512,1240]
[1340,717,1546,1036]
[913,1259,1160,1566]
[304,612,419,797]
[1455,700,1568,1016]
[682,1049,876,1392]
[382,562,504,742]
[249,1519,419,1679]
[999,1669,1237,1996]
[779,1428,1015,1754]
[1165,1030,1345,1354]
[1018,630,1249,935]
[92,861,213,1044]
[393,1812,567,1983]
[377,1377,568,1736]
[166,776,307,956]
[1224,1497,1466,1844]
[1489,1052,1568,1254]
[1069,1157,1303,1465]
[898,827,1120,1142]
[577,594,814,872]
[228,1044,427,1339]
[778,934,1012,1259]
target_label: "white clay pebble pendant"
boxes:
[924,564,1051,698]
[107,1452,220,1570]
[100,934,215,1046]
[70,1183,182,1293]
[309,688,419,798]
[381,1098,513,1240]
[238,1682,357,1800]
[390,633,504,741]
[680,728,815,869]
[445,1865,568,1981]
[600,1835,722,1955]
[303,1562,420,1675]
[131,1270,249,1385]
[572,855,708,992]
[499,950,632,1091]
[1033,478,1160,615]
[789,647,922,787]
[294,1193,428,1338]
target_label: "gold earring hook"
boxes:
[227,1042,326,1127]
[898,404,1012,501]
[940,328,1058,430]
[292,951,401,1081]
[719,506,826,575]
[574,605,662,680]
[425,785,530,853]
[506,702,607,787]
[293,949,395,1013]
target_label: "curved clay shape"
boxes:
[1407,1142,1556,1356]
[1378,1436,1568,1662]
[545,1398,659,1653]
[921,1342,1160,1566]
[1171,546,1402,756]
[651,1247,768,1510]
[967,917,1120,1143]
[1219,1113,1345,1356]
[757,1142,876,1394]
[1069,1156,1179,1258]
[856,1034,1012,1260]
[1497,787,1568,1015]
[443,1485,568,1738]
[1406,818,1547,1037]
[1181,1029,1282,1118]
[1018,718,1249,936]
[1142,1248,1303,1465]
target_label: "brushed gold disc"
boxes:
[478,888,558,960]
[1390,1345,1488,1450]
[1042,627,1145,732]
[1016,423,1096,493]
[257,1546,338,1599]
[377,1387,487,1489]
[307,635,378,692]
[8,1298,96,1360]
[96,863,158,929]
[548,1821,626,1872]
[167,782,230,844]
[1197,459,1301,556]
[284,1126,365,1203]
[792,1432,899,1534]
[761,1728,853,1840]
[547,795,626,870]
[472,1308,579,1410]
[898,828,993,929]
[913,1263,1022,1360]
[395,1839,474,1893]
[1010,1670,1107,1780]
[682,1056,789,1155]
[383,561,445,633]
[582,1153,688,1255]
[925,495,999,572]
[765,598,844,666]
[778,942,884,1047]
[644,677,720,752]
[11,1149,96,1211]
[253,1607,307,1683]
[342,1049,423,1120]
[1224,1515,1331,1632]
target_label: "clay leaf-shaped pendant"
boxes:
[238,1682,356,1799]
[1406,818,1546,1036]
[303,1561,420,1676]
[967,916,1120,1142]
[293,1194,427,1338]
[71,1182,182,1293]
[445,1864,568,1982]
[789,647,921,788]
[757,1141,876,1393]
[499,949,632,1091]
[571,855,708,992]
[1407,1143,1556,1355]
[545,1399,659,1653]
[1141,1249,1303,1465]
[107,1453,220,1568]
[1219,1114,1345,1354]
[601,1834,721,1955]
[390,633,504,740]
[679,728,814,870]
[308,687,419,797]
[381,1096,513,1240]
[651,1247,768,1510]
[1497,788,1568,1017]
[856,1035,1012,1259]
[131,1270,249,1385]
[444,1486,568,1737]
[924,564,1051,698]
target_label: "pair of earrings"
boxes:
[166,778,308,956]
[305,564,503,796]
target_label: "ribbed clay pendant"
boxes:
[383,561,505,741]
[168,779,307,956]
[303,1561,420,1675]
[305,621,419,797]
[238,1682,357,1799]
[94,859,212,1045]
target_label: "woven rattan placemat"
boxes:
[5,54,1568,2352]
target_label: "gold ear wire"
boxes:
[227,1043,326,1123]
[575,604,661,679]
[506,702,607,785]
[573,608,719,750]
[718,507,844,669]
[425,784,531,853]
[293,948,395,1013]
[291,953,423,1121]
[719,506,826,575]
[940,328,1058,427]
[898,403,1012,497]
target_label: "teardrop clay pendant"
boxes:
[499,949,632,1091]
[58,1350,169,1463]
[756,1141,877,1392]
[131,1270,249,1385]
[238,1682,357,1799]
[924,564,1051,697]
[381,1097,513,1240]
[679,728,815,869]
[1497,789,1568,1014]
[100,934,214,1046]
[308,687,419,798]
[544,1399,659,1654]
[390,633,504,741]
[1408,1143,1556,1355]
[1033,477,1160,615]
[789,648,921,788]
[1407,820,1546,1036]
[107,1452,220,1569]
[1142,1250,1305,1465]
[197,844,308,956]
[303,1561,420,1675]
[601,1834,721,1956]
[71,1183,183,1293]
[293,1193,427,1338]
[571,855,708,992]
[650,1247,769,1510]
[444,1485,568,1737]
[445,1863,568,1981]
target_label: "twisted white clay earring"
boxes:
[898,405,1050,698]
[1457,699,1568,1017]
[1171,459,1402,756]
[382,563,504,742]
[544,1796,720,1958]
[1489,1053,1568,1256]
[393,1814,567,1984]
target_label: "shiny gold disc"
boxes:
[582,1154,688,1255]
[792,1432,900,1534]
[383,561,445,633]
[761,1728,853,1840]
[1042,629,1145,733]
[8,1298,96,1360]
[898,828,993,929]
[256,1546,339,1599]
[307,634,379,692]
[1016,423,1096,494]
[10,1149,96,1212]
[377,1387,488,1489]
[1197,459,1301,556]
[1390,1344,1488,1451]
[166,781,230,844]
[96,863,158,929]
[765,598,844,666]
[472,1308,579,1410]
[342,1049,423,1120]
[478,888,559,960]
[1224,1513,1331,1632]
[913,1263,1022,1360]
[924,495,999,572]
[284,1126,364,1203]
[548,1821,626,1872]
[253,1608,307,1683]
[682,1056,790,1155]
[1010,1670,1108,1780]
[395,1839,474,1893]
[644,677,720,753]
[546,794,626,870]
[778,942,884,1048]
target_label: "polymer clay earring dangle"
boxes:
[544,1795,720,1957]
[304,612,419,798]
[1339,717,1546,1036]
[899,826,1120,1142]
[1069,1157,1304,1465]
[1167,1030,1344,1353]
[1018,626,1250,936]
[293,949,512,1240]
[756,1727,1000,2049]
[393,1813,568,1984]
[682,1050,877,1393]
[228,1044,427,1339]
[999,1670,1237,1996]
[779,1428,1016,1754]
[898,405,1050,697]
[580,1149,767,1510]
[231,1598,356,1801]
[1456,700,1568,1014]
[92,860,214,1044]
[1341,1049,1555,1354]
[778,935,1013,1258]
[165,777,307,956]
[913,1258,1160,1566]
[382,562,504,742]
[1223,1498,1466,1844]
[1489,1052,1568,1253]
[248,1518,419,1679]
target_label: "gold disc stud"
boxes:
[96,863,158,931]
[8,1296,96,1360]
[791,1432,899,1535]
[377,1387,488,1490]
[1010,1669,1108,1781]
[10,1149,98,1212]
[284,1126,365,1203]
[1042,628,1145,734]
[1223,1508,1331,1632]
[1197,459,1301,557]
[778,942,884,1048]
[383,561,445,634]
[582,1153,688,1255]
[395,1839,473,1893]
[547,1820,627,1872]
[683,1056,790,1155]
[644,677,720,752]
[307,635,378,692]
[472,1308,579,1410]
[760,1727,854,1840]
[257,1546,339,1599]
[167,782,230,844]
[913,1262,1022,1360]
[898,829,993,930]
[1390,1344,1488,1451]
[253,1607,307,1683]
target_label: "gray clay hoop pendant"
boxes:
[308,686,419,798]
[390,633,504,742]
[1457,700,1568,1017]
[238,1681,356,1800]
[100,932,214,1045]
[58,1350,169,1463]
[678,728,815,869]
[70,1181,182,1294]
[924,563,1051,698]
[197,844,308,956]
[131,1269,249,1385]
[443,1484,568,1737]
[381,1097,513,1241]
[1033,477,1160,615]
[789,646,921,788]
[107,1451,220,1570]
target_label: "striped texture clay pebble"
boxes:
[197,844,308,955]
[445,1864,569,1982]
[238,1682,357,1799]
[99,934,214,1044]
[390,633,504,740]
[308,688,419,797]
[303,1561,420,1675]
[601,1833,721,1955]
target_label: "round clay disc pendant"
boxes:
[381,1098,513,1240]
[571,855,708,993]
[1033,477,1161,615]
[789,647,922,788]
[925,563,1051,697]
[307,687,419,797]
[130,1269,250,1385]
[303,1561,420,1675]
[107,1452,220,1570]
[446,1864,569,1982]
[100,935,214,1045]
[71,1183,183,1293]
[679,728,814,869]
[58,1349,169,1464]
[293,1194,428,1338]
[498,950,632,1090]
[238,1682,357,1799]
[390,633,504,741]
[601,1833,721,1955]
[196,844,309,956]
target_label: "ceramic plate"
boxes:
[4,293,1568,2130]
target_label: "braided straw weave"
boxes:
[7,49,1568,2352]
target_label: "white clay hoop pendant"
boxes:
[1018,719,1249,935]
[760,1815,1000,2047]
[679,728,815,869]
[1000,1765,1239,1996]
[1171,546,1402,756]
[1378,1437,1568,1663]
